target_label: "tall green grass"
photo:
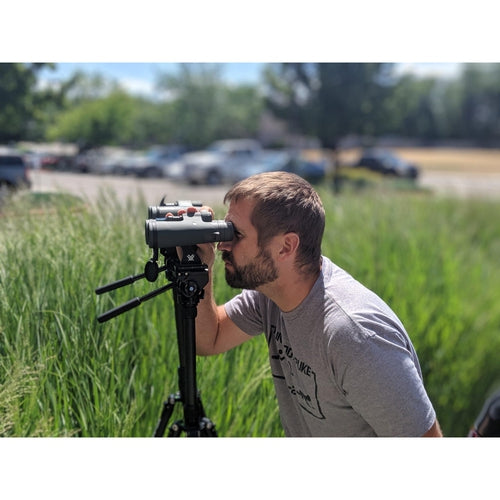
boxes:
[0,187,499,436]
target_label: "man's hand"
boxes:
[196,242,217,269]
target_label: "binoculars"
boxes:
[145,200,234,249]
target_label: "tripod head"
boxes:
[95,245,208,323]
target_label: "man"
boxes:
[195,171,442,437]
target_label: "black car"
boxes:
[0,152,31,189]
[355,149,419,179]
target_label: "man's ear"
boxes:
[278,232,300,261]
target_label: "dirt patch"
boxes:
[336,147,500,199]
[394,148,500,174]
[339,147,500,174]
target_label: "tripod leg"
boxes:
[153,391,217,437]
[197,394,217,436]
[153,394,177,437]
[199,417,217,437]
[184,394,217,436]
[168,421,183,437]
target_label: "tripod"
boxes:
[96,246,217,437]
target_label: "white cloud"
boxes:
[118,77,155,96]
[395,63,462,79]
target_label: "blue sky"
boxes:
[38,62,462,98]
[39,63,266,94]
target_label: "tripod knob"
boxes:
[179,279,200,298]
[144,260,159,282]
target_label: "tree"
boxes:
[47,90,136,148]
[0,63,53,142]
[263,63,395,152]
[458,64,500,145]
[386,75,450,142]
[156,64,263,149]
[126,97,177,147]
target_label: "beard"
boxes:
[222,248,278,290]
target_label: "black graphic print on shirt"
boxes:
[268,324,325,420]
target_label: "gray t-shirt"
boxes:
[224,256,436,436]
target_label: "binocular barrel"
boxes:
[145,215,234,249]
[148,200,203,219]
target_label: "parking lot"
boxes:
[29,170,231,208]
[28,168,500,206]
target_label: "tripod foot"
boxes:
[153,394,178,437]
[153,392,217,437]
[169,418,217,437]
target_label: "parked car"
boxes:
[182,139,262,185]
[118,145,186,178]
[228,150,326,184]
[76,147,131,175]
[355,149,419,179]
[288,157,326,183]
[0,150,31,191]
[227,150,289,184]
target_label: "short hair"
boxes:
[224,171,325,275]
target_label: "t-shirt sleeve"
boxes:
[336,329,436,437]
[224,289,265,337]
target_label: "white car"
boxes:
[82,147,132,175]
[182,139,262,185]
[117,145,186,178]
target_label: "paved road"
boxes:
[29,170,230,208]
[29,169,500,206]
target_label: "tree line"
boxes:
[2,62,500,152]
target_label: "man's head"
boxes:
[223,171,325,277]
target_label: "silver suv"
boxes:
[0,152,31,189]
[182,139,262,185]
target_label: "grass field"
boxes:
[1,150,500,437]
